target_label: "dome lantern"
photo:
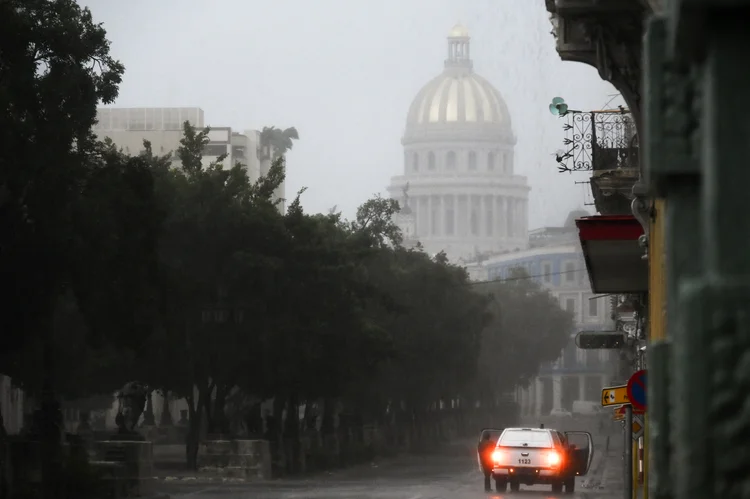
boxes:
[446,24,472,72]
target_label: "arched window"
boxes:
[428,151,436,170]
[446,151,456,170]
[468,151,477,170]
[487,152,496,171]
[412,152,419,171]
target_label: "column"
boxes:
[480,195,486,237]
[506,197,514,238]
[428,195,434,236]
[579,375,586,401]
[552,375,563,411]
[535,377,544,417]
[442,195,449,236]
[516,199,523,238]
[496,196,504,237]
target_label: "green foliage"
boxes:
[474,266,573,396]
[260,126,299,158]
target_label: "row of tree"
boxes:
[0,0,573,486]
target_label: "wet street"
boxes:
[158,442,620,499]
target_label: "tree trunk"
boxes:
[320,397,335,436]
[40,339,63,499]
[200,383,216,436]
[185,384,210,470]
[142,389,155,426]
[210,385,229,435]
[284,394,300,474]
[159,391,173,427]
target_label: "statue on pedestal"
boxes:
[113,381,148,440]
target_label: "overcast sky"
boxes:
[81,0,618,229]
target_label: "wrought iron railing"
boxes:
[554,109,638,173]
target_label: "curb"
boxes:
[156,476,248,484]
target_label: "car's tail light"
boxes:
[492,449,505,463]
[545,450,562,467]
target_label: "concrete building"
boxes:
[387,25,530,262]
[466,211,617,417]
[94,107,273,204]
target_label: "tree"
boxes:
[259,126,299,158]
[140,122,289,468]
[0,2,140,495]
[474,267,573,403]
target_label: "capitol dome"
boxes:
[403,24,514,144]
[387,25,530,263]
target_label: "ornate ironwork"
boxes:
[554,109,638,173]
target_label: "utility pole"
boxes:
[624,405,633,499]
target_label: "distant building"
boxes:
[465,210,617,417]
[94,107,283,210]
[387,24,530,262]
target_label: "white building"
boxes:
[466,211,617,417]
[94,107,282,210]
[387,24,530,262]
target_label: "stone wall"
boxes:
[196,439,271,479]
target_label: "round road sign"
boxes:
[627,369,647,412]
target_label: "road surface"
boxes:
[157,442,622,499]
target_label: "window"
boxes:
[232,146,246,159]
[431,208,438,235]
[468,151,477,170]
[412,153,419,171]
[445,208,455,235]
[487,152,495,170]
[499,430,552,448]
[446,151,456,170]
[203,144,227,157]
[470,210,479,236]
[428,151,436,170]
[485,207,493,236]
[588,296,599,317]
[542,262,552,283]
[564,261,576,282]
[565,298,576,314]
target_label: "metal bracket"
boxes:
[631,181,650,260]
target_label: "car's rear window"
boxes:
[499,430,552,448]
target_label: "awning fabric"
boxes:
[575,215,648,294]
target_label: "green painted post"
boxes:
[646,2,750,498]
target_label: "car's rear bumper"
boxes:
[492,466,562,480]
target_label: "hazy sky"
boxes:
[82,0,618,229]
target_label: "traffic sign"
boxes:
[632,415,644,440]
[627,369,647,412]
[601,386,629,407]
[613,407,625,421]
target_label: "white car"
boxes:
[487,427,593,494]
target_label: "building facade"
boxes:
[467,214,616,417]
[387,25,530,262]
[94,107,279,208]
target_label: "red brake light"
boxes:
[545,450,562,467]
[492,449,505,463]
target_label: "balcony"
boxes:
[555,109,639,215]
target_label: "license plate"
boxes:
[518,458,531,465]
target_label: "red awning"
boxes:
[575,215,648,294]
